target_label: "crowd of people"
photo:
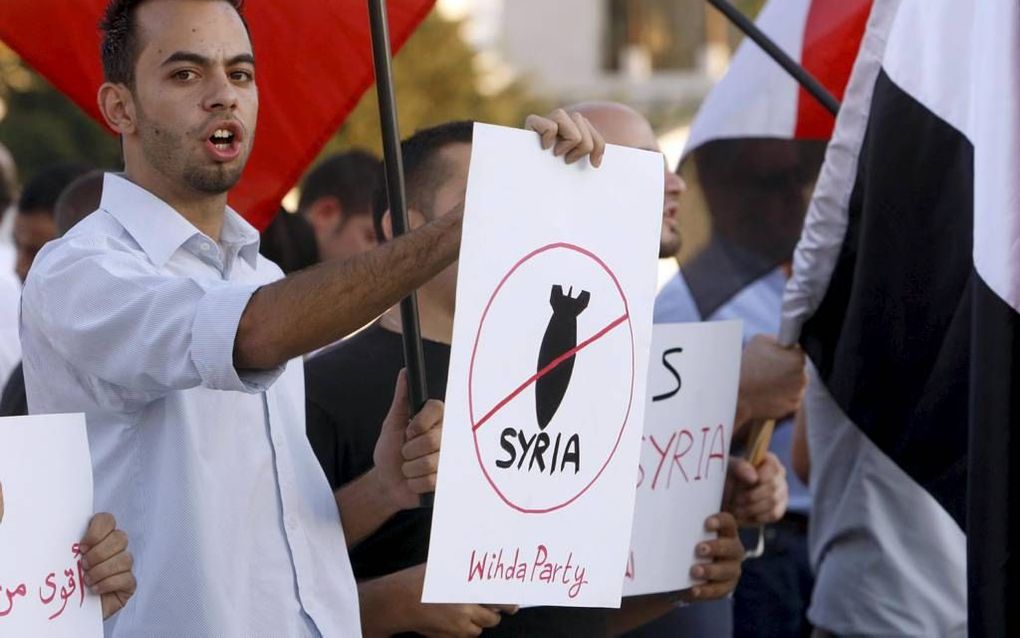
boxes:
[0,0,968,637]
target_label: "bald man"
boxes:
[565,102,807,637]
[568,103,685,261]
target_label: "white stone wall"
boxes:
[496,0,715,108]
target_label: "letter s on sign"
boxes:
[496,428,517,469]
[652,348,683,402]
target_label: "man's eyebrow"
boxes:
[161,52,255,67]
[161,51,210,67]
[227,53,256,67]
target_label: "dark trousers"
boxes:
[621,598,732,638]
[734,515,814,638]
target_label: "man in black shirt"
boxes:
[307,122,590,636]
[306,120,794,636]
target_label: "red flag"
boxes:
[795,0,872,138]
[0,0,434,230]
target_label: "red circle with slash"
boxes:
[468,242,636,514]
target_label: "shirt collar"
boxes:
[100,173,260,269]
[220,206,261,269]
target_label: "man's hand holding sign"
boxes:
[0,415,136,636]
[524,109,607,167]
[335,370,446,548]
[624,321,745,599]
[78,513,136,621]
[424,122,663,607]
[609,321,794,634]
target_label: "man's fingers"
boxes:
[469,605,503,629]
[82,527,128,571]
[487,604,519,615]
[403,426,442,461]
[688,580,739,601]
[705,512,738,538]
[383,369,411,432]
[737,483,788,523]
[406,475,437,495]
[526,110,604,167]
[733,499,774,521]
[548,109,582,157]
[695,534,744,562]
[80,512,117,552]
[91,564,137,596]
[94,572,135,598]
[690,555,741,583]
[402,452,440,480]
[84,550,133,588]
[524,114,558,150]
[728,457,759,485]
[564,112,594,164]
[757,452,784,479]
[589,121,606,167]
[739,480,780,507]
[689,527,743,602]
[406,399,444,439]
[100,590,132,621]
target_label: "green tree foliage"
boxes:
[321,12,548,160]
[0,45,122,186]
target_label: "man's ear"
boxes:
[381,207,428,241]
[97,83,138,136]
[304,197,342,235]
[407,208,429,231]
[380,209,394,241]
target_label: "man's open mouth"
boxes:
[204,123,243,161]
[209,128,237,151]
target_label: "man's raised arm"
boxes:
[235,207,461,369]
[234,110,605,370]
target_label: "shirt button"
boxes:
[200,243,211,252]
[286,516,299,531]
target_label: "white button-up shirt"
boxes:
[20,174,361,637]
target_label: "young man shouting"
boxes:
[19,1,603,635]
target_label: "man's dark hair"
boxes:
[260,208,320,274]
[298,150,381,219]
[100,0,249,86]
[372,120,474,241]
[17,164,94,217]
[54,171,105,236]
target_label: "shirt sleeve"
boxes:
[21,233,282,408]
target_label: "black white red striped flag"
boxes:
[781,2,1019,635]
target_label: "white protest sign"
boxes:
[622,321,743,596]
[0,414,103,637]
[423,123,664,607]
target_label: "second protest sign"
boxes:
[624,320,743,596]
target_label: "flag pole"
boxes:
[367,0,434,506]
[705,0,841,116]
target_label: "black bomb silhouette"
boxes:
[535,285,591,429]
